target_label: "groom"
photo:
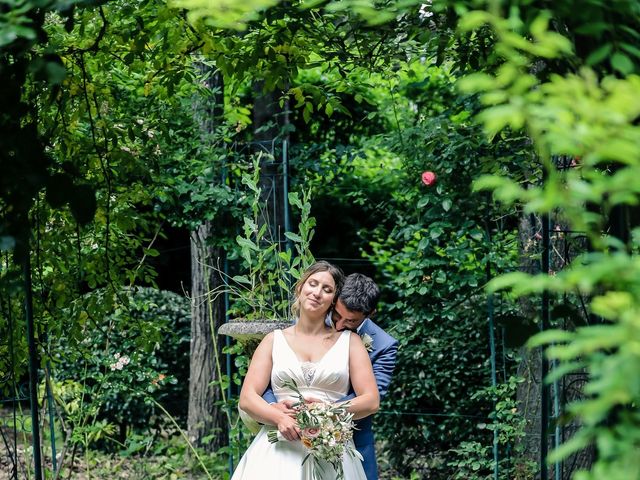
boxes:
[330,273,398,480]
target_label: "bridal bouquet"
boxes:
[267,380,362,480]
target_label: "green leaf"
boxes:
[610,52,634,75]
[619,42,640,60]
[236,236,259,251]
[470,230,484,242]
[486,272,531,292]
[585,43,613,66]
[0,24,37,48]
[526,329,574,349]
[288,192,302,209]
[45,61,67,85]
[232,275,251,285]
[325,102,334,117]
[548,431,592,463]
[278,250,292,264]
[284,232,303,242]
[574,22,610,35]
[417,196,430,208]
[172,0,280,30]
[545,361,585,384]
[457,72,496,94]
[429,227,443,240]
[477,104,524,137]
[458,11,492,32]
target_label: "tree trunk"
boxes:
[188,225,227,450]
[187,67,227,451]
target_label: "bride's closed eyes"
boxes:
[307,279,334,294]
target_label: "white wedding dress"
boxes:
[231,329,367,480]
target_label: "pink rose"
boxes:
[421,171,437,186]
[303,427,320,438]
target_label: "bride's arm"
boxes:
[238,332,301,440]
[345,332,380,420]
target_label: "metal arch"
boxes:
[229,139,291,246]
[487,155,589,480]
[539,155,595,480]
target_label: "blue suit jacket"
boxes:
[342,319,398,480]
[263,319,398,480]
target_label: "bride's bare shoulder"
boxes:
[280,326,296,339]
[256,331,276,349]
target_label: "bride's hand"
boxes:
[271,400,297,418]
[303,396,322,405]
[277,413,300,441]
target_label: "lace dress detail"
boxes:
[300,361,317,385]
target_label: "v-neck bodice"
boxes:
[278,329,346,364]
[271,329,351,403]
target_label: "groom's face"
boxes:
[332,300,366,332]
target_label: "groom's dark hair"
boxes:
[339,273,380,317]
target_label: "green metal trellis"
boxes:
[1,251,54,480]
[484,155,596,480]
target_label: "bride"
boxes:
[231,261,380,480]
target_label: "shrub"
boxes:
[51,287,190,447]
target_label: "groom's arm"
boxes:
[262,385,277,404]
[374,338,398,400]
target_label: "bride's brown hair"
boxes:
[290,261,344,318]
